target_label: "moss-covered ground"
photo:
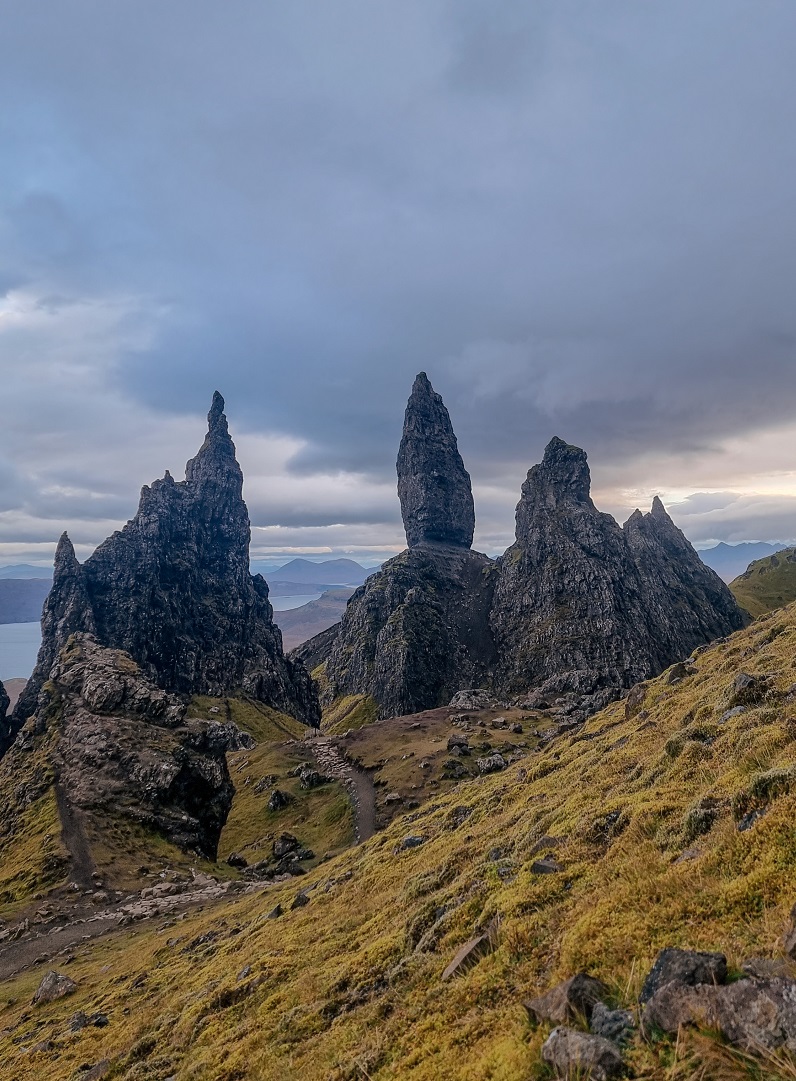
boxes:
[3,610,796,1077]
[730,548,796,618]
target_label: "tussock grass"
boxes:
[4,607,796,1077]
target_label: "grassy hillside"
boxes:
[730,547,796,617]
[4,605,796,1078]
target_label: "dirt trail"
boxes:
[308,735,377,842]
[55,784,96,890]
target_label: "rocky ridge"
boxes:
[491,438,747,714]
[13,393,319,739]
[319,379,747,721]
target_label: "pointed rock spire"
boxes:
[397,373,475,548]
[185,391,241,488]
[11,532,95,734]
[10,400,320,741]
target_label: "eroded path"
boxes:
[308,735,377,842]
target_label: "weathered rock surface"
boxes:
[397,372,475,548]
[541,1026,624,1079]
[14,393,318,735]
[33,970,77,1005]
[639,947,727,1002]
[289,622,341,674]
[490,438,746,713]
[49,634,234,859]
[590,1002,635,1045]
[525,973,608,1024]
[643,975,796,1052]
[325,544,497,719]
[624,497,748,663]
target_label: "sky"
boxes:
[1,0,796,569]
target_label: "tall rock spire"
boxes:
[12,395,319,736]
[10,532,95,740]
[397,373,475,548]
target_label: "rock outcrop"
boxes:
[45,633,234,859]
[325,375,496,718]
[13,393,319,736]
[623,497,747,661]
[490,437,747,713]
[397,372,475,548]
[325,544,497,718]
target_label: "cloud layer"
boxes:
[1,1,796,566]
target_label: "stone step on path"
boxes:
[305,735,377,843]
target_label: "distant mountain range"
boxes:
[273,587,354,651]
[0,564,53,580]
[698,541,790,582]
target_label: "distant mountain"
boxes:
[699,542,788,583]
[729,547,796,617]
[0,579,51,624]
[260,558,372,586]
[273,588,354,651]
[0,564,53,580]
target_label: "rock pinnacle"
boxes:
[396,373,475,548]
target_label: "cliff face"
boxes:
[490,438,748,713]
[325,545,497,718]
[13,393,319,735]
[623,496,748,659]
[490,438,653,711]
[325,374,495,717]
[14,634,235,860]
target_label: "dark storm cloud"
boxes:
[1,0,796,558]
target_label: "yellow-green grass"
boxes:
[190,695,306,741]
[220,740,354,865]
[0,715,67,917]
[730,547,796,618]
[322,693,379,734]
[340,705,555,828]
[4,608,796,1077]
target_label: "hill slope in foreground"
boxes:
[3,607,796,1079]
[731,547,796,618]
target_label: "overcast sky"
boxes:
[2,0,796,568]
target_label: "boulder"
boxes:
[642,981,720,1034]
[541,1026,624,1080]
[476,753,506,775]
[449,689,496,711]
[727,671,767,708]
[640,947,727,1002]
[267,788,292,811]
[525,973,608,1024]
[714,977,796,1052]
[590,1001,635,1045]
[273,832,300,859]
[33,970,77,1005]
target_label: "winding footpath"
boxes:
[307,735,377,842]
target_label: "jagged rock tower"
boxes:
[324,374,496,718]
[397,372,476,548]
[13,393,319,735]
[490,437,748,712]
